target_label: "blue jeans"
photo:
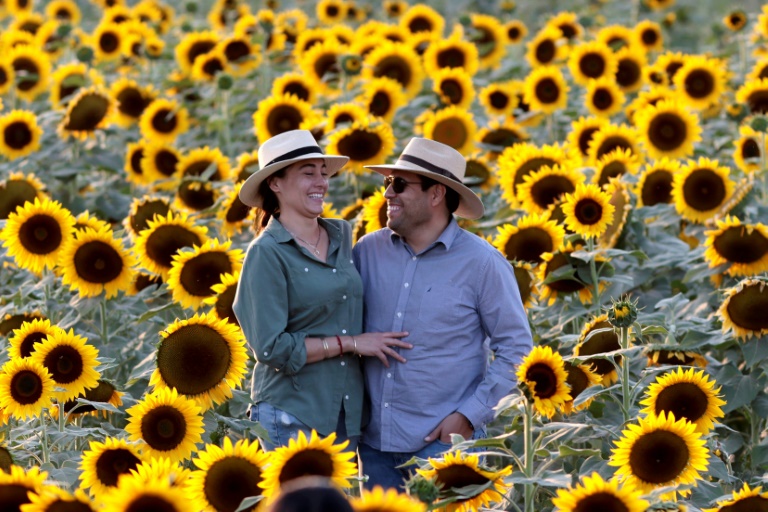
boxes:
[359,428,487,491]
[250,402,359,453]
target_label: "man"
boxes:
[352,137,533,489]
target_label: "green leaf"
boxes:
[558,445,602,458]
[722,373,759,413]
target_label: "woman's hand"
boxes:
[352,332,411,367]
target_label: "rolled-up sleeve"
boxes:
[233,242,308,375]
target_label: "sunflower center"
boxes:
[565,364,590,401]
[130,148,145,176]
[578,322,620,375]
[99,32,119,53]
[201,56,224,77]
[145,225,202,269]
[577,127,600,156]
[747,89,768,114]
[96,448,141,487]
[472,27,496,58]
[154,150,179,178]
[741,138,761,160]
[535,40,556,64]
[713,226,768,264]
[19,332,46,358]
[215,286,238,325]
[726,284,768,331]
[45,500,94,512]
[334,114,354,126]
[266,105,302,137]
[595,136,632,160]
[284,82,310,102]
[654,382,709,424]
[151,108,178,134]
[225,41,250,63]
[534,77,560,104]
[58,73,84,104]
[616,58,642,88]
[592,88,614,111]
[408,17,432,33]
[526,362,558,399]
[63,380,117,414]
[278,449,334,483]
[641,170,673,206]
[682,169,726,212]
[505,227,554,263]
[513,266,532,305]
[225,197,251,224]
[117,87,151,118]
[481,128,524,149]
[513,158,557,188]
[13,57,41,91]
[179,252,233,297]
[375,56,412,88]
[158,324,232,395]
[0,179,38,219]
[314,53,340,84]
[580,53,606,78]
[4,121,33,150]
[440,79,463,104]
[544,253,585,292]
[187,41,217,67]
[44,345,84,384]
[628,430,690,484]
[489,91,510,110]
[19,214,63,255]
[718,496,768,512]
[178,181,215,211]
[0,447,12,472]
[125,496,178,512]
[0,67,7,86]
[10,369,43,404]
[437,48,466,70]
[684,69,715,99]
[205,457,263,512]
[183,160,221,180]
[435,465,489,489]
[508,27,521,41]
[74,240,124,284]
[336,129,384,162]
[573,492,630,512]
[370,91,391,117]
[648,112,688,152]
[141,405,187,451]
[67,94,111,132]
[432,118,468,150]
[0,483,35,510]
[641,28,659,46]
[574,199,603,226]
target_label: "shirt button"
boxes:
[384,402,389,408]
[343,295,347,299]
[304,268,309,272]
[350,259,354,264]
[404,283,409,288]
[345,395,349,400]
[341,361,346,366]
[412,256,417,261]
[387,372,392,378]
[263,352,268,356]
[397,312,402,318]
[342,329,347,334]
[333,269,337,273]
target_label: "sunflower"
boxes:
[121,457,191,489]
[626,86,676,124]
[672,157,734,224]
[362,41,425,99]
[736,78,768,114]
[526,26,565,68]
[704,216,768,277]
[423,32,480,77]
[59,86,116,141]
[505,19,528,44]
[705,483,768,512]
[0,312,46,338]
[150,311,248,410]
[639,367,725,434]
[468,14,507,70]
[0,466,48,512]
[523,65,569,114]
[552,472,649,512]
[31,328,100,403]
[614,47,647,93]
[476,119,528,156]
[175,31,219,75]
[561,184,615,239]
[208,0,249,32]
[562,361,602,413]
[0,172,46,220]
[8,45,50,102]
[46,0,82,24]
[399,4,444,38]
[609,411,709,497]
[176,146,232,184]
[218,35,260,77]
[673,56,726,110]
[498,143,577,206]
[477,82,516,117]
[7,318,63,360]
[515,164,582,215]
[574,315,622,385]
[587,123,641,164]
[493,213,565,264]
[233,150,259,183]
[58,227,136,299]
[0,59,15,97]
[203,271,240,326]
[0,110,42,160]
[101,475,191,512]
[599,179,631,249]
[568,41,617,85]
[167,239,243,310]
[0,197,76,275]
[297,38,344,95]
[188,437,269,512]
[464,155,494,191]
[252,93,314,146]
[260,430,357,498]
[566,117,609,161]
[593,148,640,187]
[432,68,475,110]
[218,186,254,238]
[271,72,316,104]
[327,119,396,174]
[351,486,426,512]
[50,63,101,110]
[124,140,149,185]
[57,379,123,418]
[22,487,96,512]
[597,25,636,53]
[361,188,388,232]
[110,77,155,127]
[325,103,368,132]
[124,196,172,238]
[140,142,181,187]
[634,100,701,160]
[516,345,571,417]
[139,98,190,144]
[133,211,208,279]
[90,22,124,62]
[358,77,406,123]
[585,77,625,118]
[0,358,54,420]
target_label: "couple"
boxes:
[233,129,532,490]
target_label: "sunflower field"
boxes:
[0,0,767,510]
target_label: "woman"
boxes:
[234,130,411,451]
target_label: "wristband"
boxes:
[352,336,358,355]
[335,335,344,357]
[322,338,330,359]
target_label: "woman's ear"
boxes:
[268,176,280,194]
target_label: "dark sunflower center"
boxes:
[616,58,642,88]
[437,48,466,70]
[205,457,263,512]
[435,465,489,489]
[573,492,630,512]
[559,23,578,40]
[525,362,558,399]
[203,57,224,77]
[66,94,110,131]
[179,251,232,297]
[685,69,715,99]
[154,150,179,178]
[0,483,35,510]
[641,28,659,46]
[577,127,600,156]
[440,79,463,104]
[514,158,558,189]
[650,350,700,366]
[574,199,603,226]
[314,53,340,84]
[0,179,38,219]
[472,27,495,57]
[117,88,150,118]
[326,5,339,16]
[0,314,44,337]
[278,449,334,483]
[719,496,768,512]
[578,322,620,375]
[565,364,590,401]
[183,160,221,180]
[132,274,164,294]
[513,266,533,305]
[44,500,94,512]
[544,253,585,293]
[481,128,523,149]
[19,332,46,358]
[19,214,63,255]
[535,40,556,64]
[141,405,187,451]
[187,41,217,67]
[534,78,560,104]
[10,369,43,404]
[4,121,33,150]
[374,56,412,87]
[125,496,178,512]
[726,283,768,331]
[130,201,170,234]
[151,108,178,134]
[747,89,768,114]
[58,73,84,104]
[224,41,249,62]
[741,138,761,160]
[408,17,432,33]
[504,227,554,263]
[74,240,124,284]
[370,91,392,117]
[337,129,383,162]
[596,136,632,160]
[95,448,141,487]
[130,148,144,176]
[580,53,606,78]
[215,286,238,326]
[266,105,303,137]
[157,324,231,395]
[648,112,687,152]
[0,447,12,472]
[598,161,627,187]
[43,345,84,384]
[591,88,614,111]
[334,113,354,126]
[654,382,709,424]
[508,27,521,41]
[682,169,726,211]
[177,181,215,211]
[713,226,768,264]
[378,200,388,228]
[145,225,202,269]
[489,91,510,110]
[284,82,310,102]
[63,380,117,414]
[99,32,119,53]
[225,196,251,224]
[628,430,690,484]
[432,118,468,151]
[641,170,673,205]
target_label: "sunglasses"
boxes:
[384,176,422,194]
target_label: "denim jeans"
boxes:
[358,427,487,491]
[250,402,359,453]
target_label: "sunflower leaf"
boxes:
[558,445,602,458]
[235,496,264,512]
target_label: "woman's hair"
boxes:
[266,477,353,512]
[253,167,286,233]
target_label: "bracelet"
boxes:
[335,335,344,357]
[322,338,330,359]
[352,336,358,355]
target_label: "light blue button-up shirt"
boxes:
[353,219,533,452]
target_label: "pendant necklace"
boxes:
[291,226,322,256]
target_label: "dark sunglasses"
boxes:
[384,176,422,194]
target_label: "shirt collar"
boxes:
[265,215,342,245]
[389,217,461,252]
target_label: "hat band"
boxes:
[264,145,325,167]
[399,154,462,183]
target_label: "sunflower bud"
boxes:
[607,296,638,328]
[405,474,440,505]
[185,2,198,13]
[76,46,94,64]
[217,73,234,91]
[340,55,362,76]
[750,115,768,132]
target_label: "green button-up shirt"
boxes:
[233,216,364,437]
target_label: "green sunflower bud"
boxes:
[750,115,768,132]
[185,2,198,13]
[340,55,362,76]
[607,296,638,328]
[75,46,94,64]
[406,474,441,505]
[217,73,234,91]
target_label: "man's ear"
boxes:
[430,183,447,208]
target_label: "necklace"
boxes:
[291,226,322,256]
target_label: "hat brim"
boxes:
[365,163,485,220]
[239,155,349,208]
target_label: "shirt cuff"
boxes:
[457,395,491,431]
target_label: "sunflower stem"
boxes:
[546,114,555,142]
[58,401,65,433]
[523,399,535,512]
[221,89,232,158]
[620,326,631,424]
[738,33,747,82]
[99,293,109,345]
[39,410,49,464]
[587,237,601,312]
[630,0,640,26]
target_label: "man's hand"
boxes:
[424,412,474,444]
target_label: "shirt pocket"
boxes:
[418,284,466,325]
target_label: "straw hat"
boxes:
[239,130,349,208]
[365,138,484,219]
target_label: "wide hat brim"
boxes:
[365,163,485,219]
[239,155,349,208]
